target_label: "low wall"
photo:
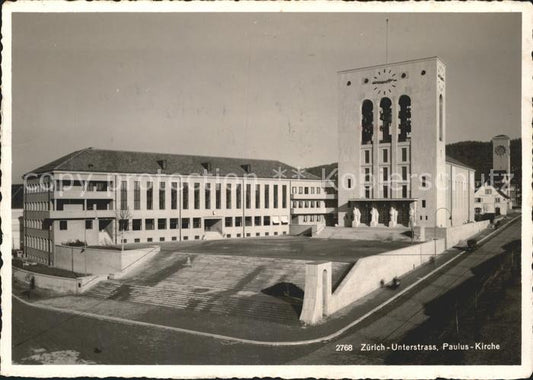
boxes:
[13,266,103,295]
[54,245,160,275]
[439,220,490,249]
[300,239,446,324]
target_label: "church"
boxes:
[336,57,476,229]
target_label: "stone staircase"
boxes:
[83,253,352,323]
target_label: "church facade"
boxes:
[337,57,475,228]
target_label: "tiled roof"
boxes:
[446,155,474,170]
[28,147,320,180]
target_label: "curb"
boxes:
[13,215,520,346]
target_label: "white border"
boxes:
[1,1,531,379]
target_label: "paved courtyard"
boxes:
[158,236,411,263]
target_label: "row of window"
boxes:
[26,236,51,251]
[121,182,289,211]
[292,200,324,209]
[290,186,323,195]
[123,230,288,244]
[362,185,410,199]
[299,215,324,223]
[26,253,48,264]
[362,147,410,164]
[25,219,44,229]
[363,166,410,183]
[475,197,502,203]
[25,201,50,212]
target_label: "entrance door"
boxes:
[204,218,222,233]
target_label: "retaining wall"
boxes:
[13,266,104,294]
[54,245,160,275]
[300,238,446,324]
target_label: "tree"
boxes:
[116,206,132,252]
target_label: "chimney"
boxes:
[157,159,168,170]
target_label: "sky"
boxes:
[11,11,522,182]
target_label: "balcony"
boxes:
[49,209,115,220]
[291,207,327,215]
[54,188,114,200]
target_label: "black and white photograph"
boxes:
[1,2,531,379]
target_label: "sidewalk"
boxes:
[12,216,518,344]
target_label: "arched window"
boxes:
[439,94,443,141]
[379,97,392,143]
[361,100,373,145]
[398,95,411,142]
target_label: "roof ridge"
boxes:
[53,147,95,171]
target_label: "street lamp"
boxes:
[434,207,451,256]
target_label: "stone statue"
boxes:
[409,202,416,228]
[389,206,398,228]
[370,207,379,227]
[352,207,361,228]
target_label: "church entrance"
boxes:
[349,200,413,227]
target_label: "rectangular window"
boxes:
[365,150,371,164]
[365,187,371,198]
[365,168,371,182]
[226,184,232,209]
[292,186,296,194]
[273,184,279,208]
[316,186,321,194]
[401,167,408,181]
[383,185,389,198]
[145,219,154,230]
[205,183,211,209]
[245,216,252,226]
[147,238,153,242]
[304,187,309,195]
[160,237,165,242]
[225,217,233,227]
[158,218,167,230]
[254,216,261,226]
[382,149,388,163]
[60,220,67,230]
[146,182,153,210]
[282,185,287,208]
[216,183,221,209]
[383,167,389,181]
[193,218,201,229]
[299,186,303,194]
[246,184,251,209]
[485,189,492,195]
[194,183,200,209]
[134,181,141,210]
[85,220,93,229]
[182,218,190,229]
[422,176,427,188]
[310,187,315,194]
[235,216,242,227]
[171,182,178,210]
[159,182,166,210]
[402,185,408,198]
[347,178,353,189]
[422,200,426,208]
[183,183,189,210]
[120,181,128,210]
[255,184,261,209]
[236,184,242,209]
[170,218,178,229]
[265,185,270,208]
[132,219,142,231]
[135,238,140,243]
[402,147,408,162]
[263,216,271,226]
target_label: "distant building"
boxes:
[474,183,511,216]
[12,184,24,251]
[337,57,475,228]
[23,148,336,265]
